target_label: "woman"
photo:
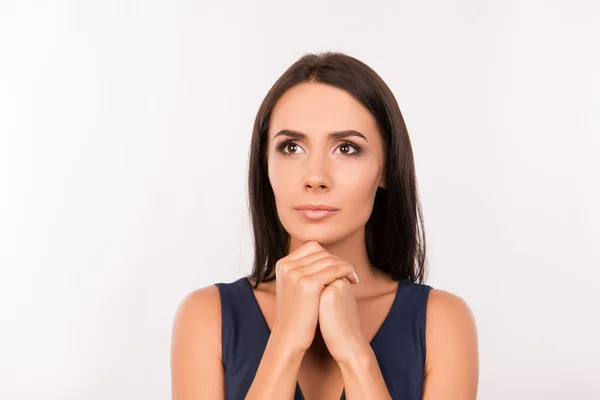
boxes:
[171,51,479,400]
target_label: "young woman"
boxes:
[171,52,479,400]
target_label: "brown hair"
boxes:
[246,51,427,288]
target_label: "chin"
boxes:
[286,225,346,246]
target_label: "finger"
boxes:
[276,251,332,279]
[296,257,358,284]
[276,240,331,273]
[286,240,325,261]
[327,277,351,287]
[291,250,332,268]
[302,264,359,288]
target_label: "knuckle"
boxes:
[298,276,318,293]
[275,259,284,272]
[287,268,301,282]
[338,264,351,274]
[279,261,294,274]
[317,255,338,266]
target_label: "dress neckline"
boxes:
[242,276,407,400]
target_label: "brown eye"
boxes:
[276,140,360,156]
[287,143,298,153]
[334,141,360,155]
[276,140,305,155]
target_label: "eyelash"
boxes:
[275,140,362,156]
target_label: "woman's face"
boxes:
[266,82,386,246]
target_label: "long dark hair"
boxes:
[246,51,427,288]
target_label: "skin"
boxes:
[171,82,479,399]
[266,81,389,295]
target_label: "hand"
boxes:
[319,277,369,365]
[272,241,359,354]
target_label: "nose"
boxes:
[305,180,328,191]
[303,155,331,192]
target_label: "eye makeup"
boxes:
[275,139,363,157]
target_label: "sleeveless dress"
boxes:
[214,276,433,400]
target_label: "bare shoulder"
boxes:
[171,284,224,400]
[426,288,477,330]
[172,284,222,341]
[423,288,479,400]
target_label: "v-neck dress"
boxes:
[214,276,433,400]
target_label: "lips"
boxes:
[294,204,339,211]
[294,205,340,221]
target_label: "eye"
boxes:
[275,140,362,156]
[333,141,361,155]
[276,140,306,155]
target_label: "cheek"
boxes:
[340,167,381,219]
[342,167,380,200]
[267,158,292,202]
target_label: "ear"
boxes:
[378,175,387,189]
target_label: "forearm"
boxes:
[245,332,305,400]
[338,345,392,400]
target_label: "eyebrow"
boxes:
[273,129,369,143]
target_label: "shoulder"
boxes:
[423,288,479,398]
[425,288,478,361]
[426,288,476,329]
[172,284,222,345]
[171,284,224,398]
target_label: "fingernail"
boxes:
[353,272,359,283]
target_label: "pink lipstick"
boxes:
[294,204,340,221]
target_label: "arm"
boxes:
[338,345,392,400]
[171,285,225,399]
[245,332,306,400]
[422,289,479,400]
[170,284,307,400]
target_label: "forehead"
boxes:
[269,82,379,139]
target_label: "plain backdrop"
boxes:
[1,1,599,399]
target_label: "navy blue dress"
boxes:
[215,276,433,400]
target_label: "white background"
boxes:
[1,1,599,399]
